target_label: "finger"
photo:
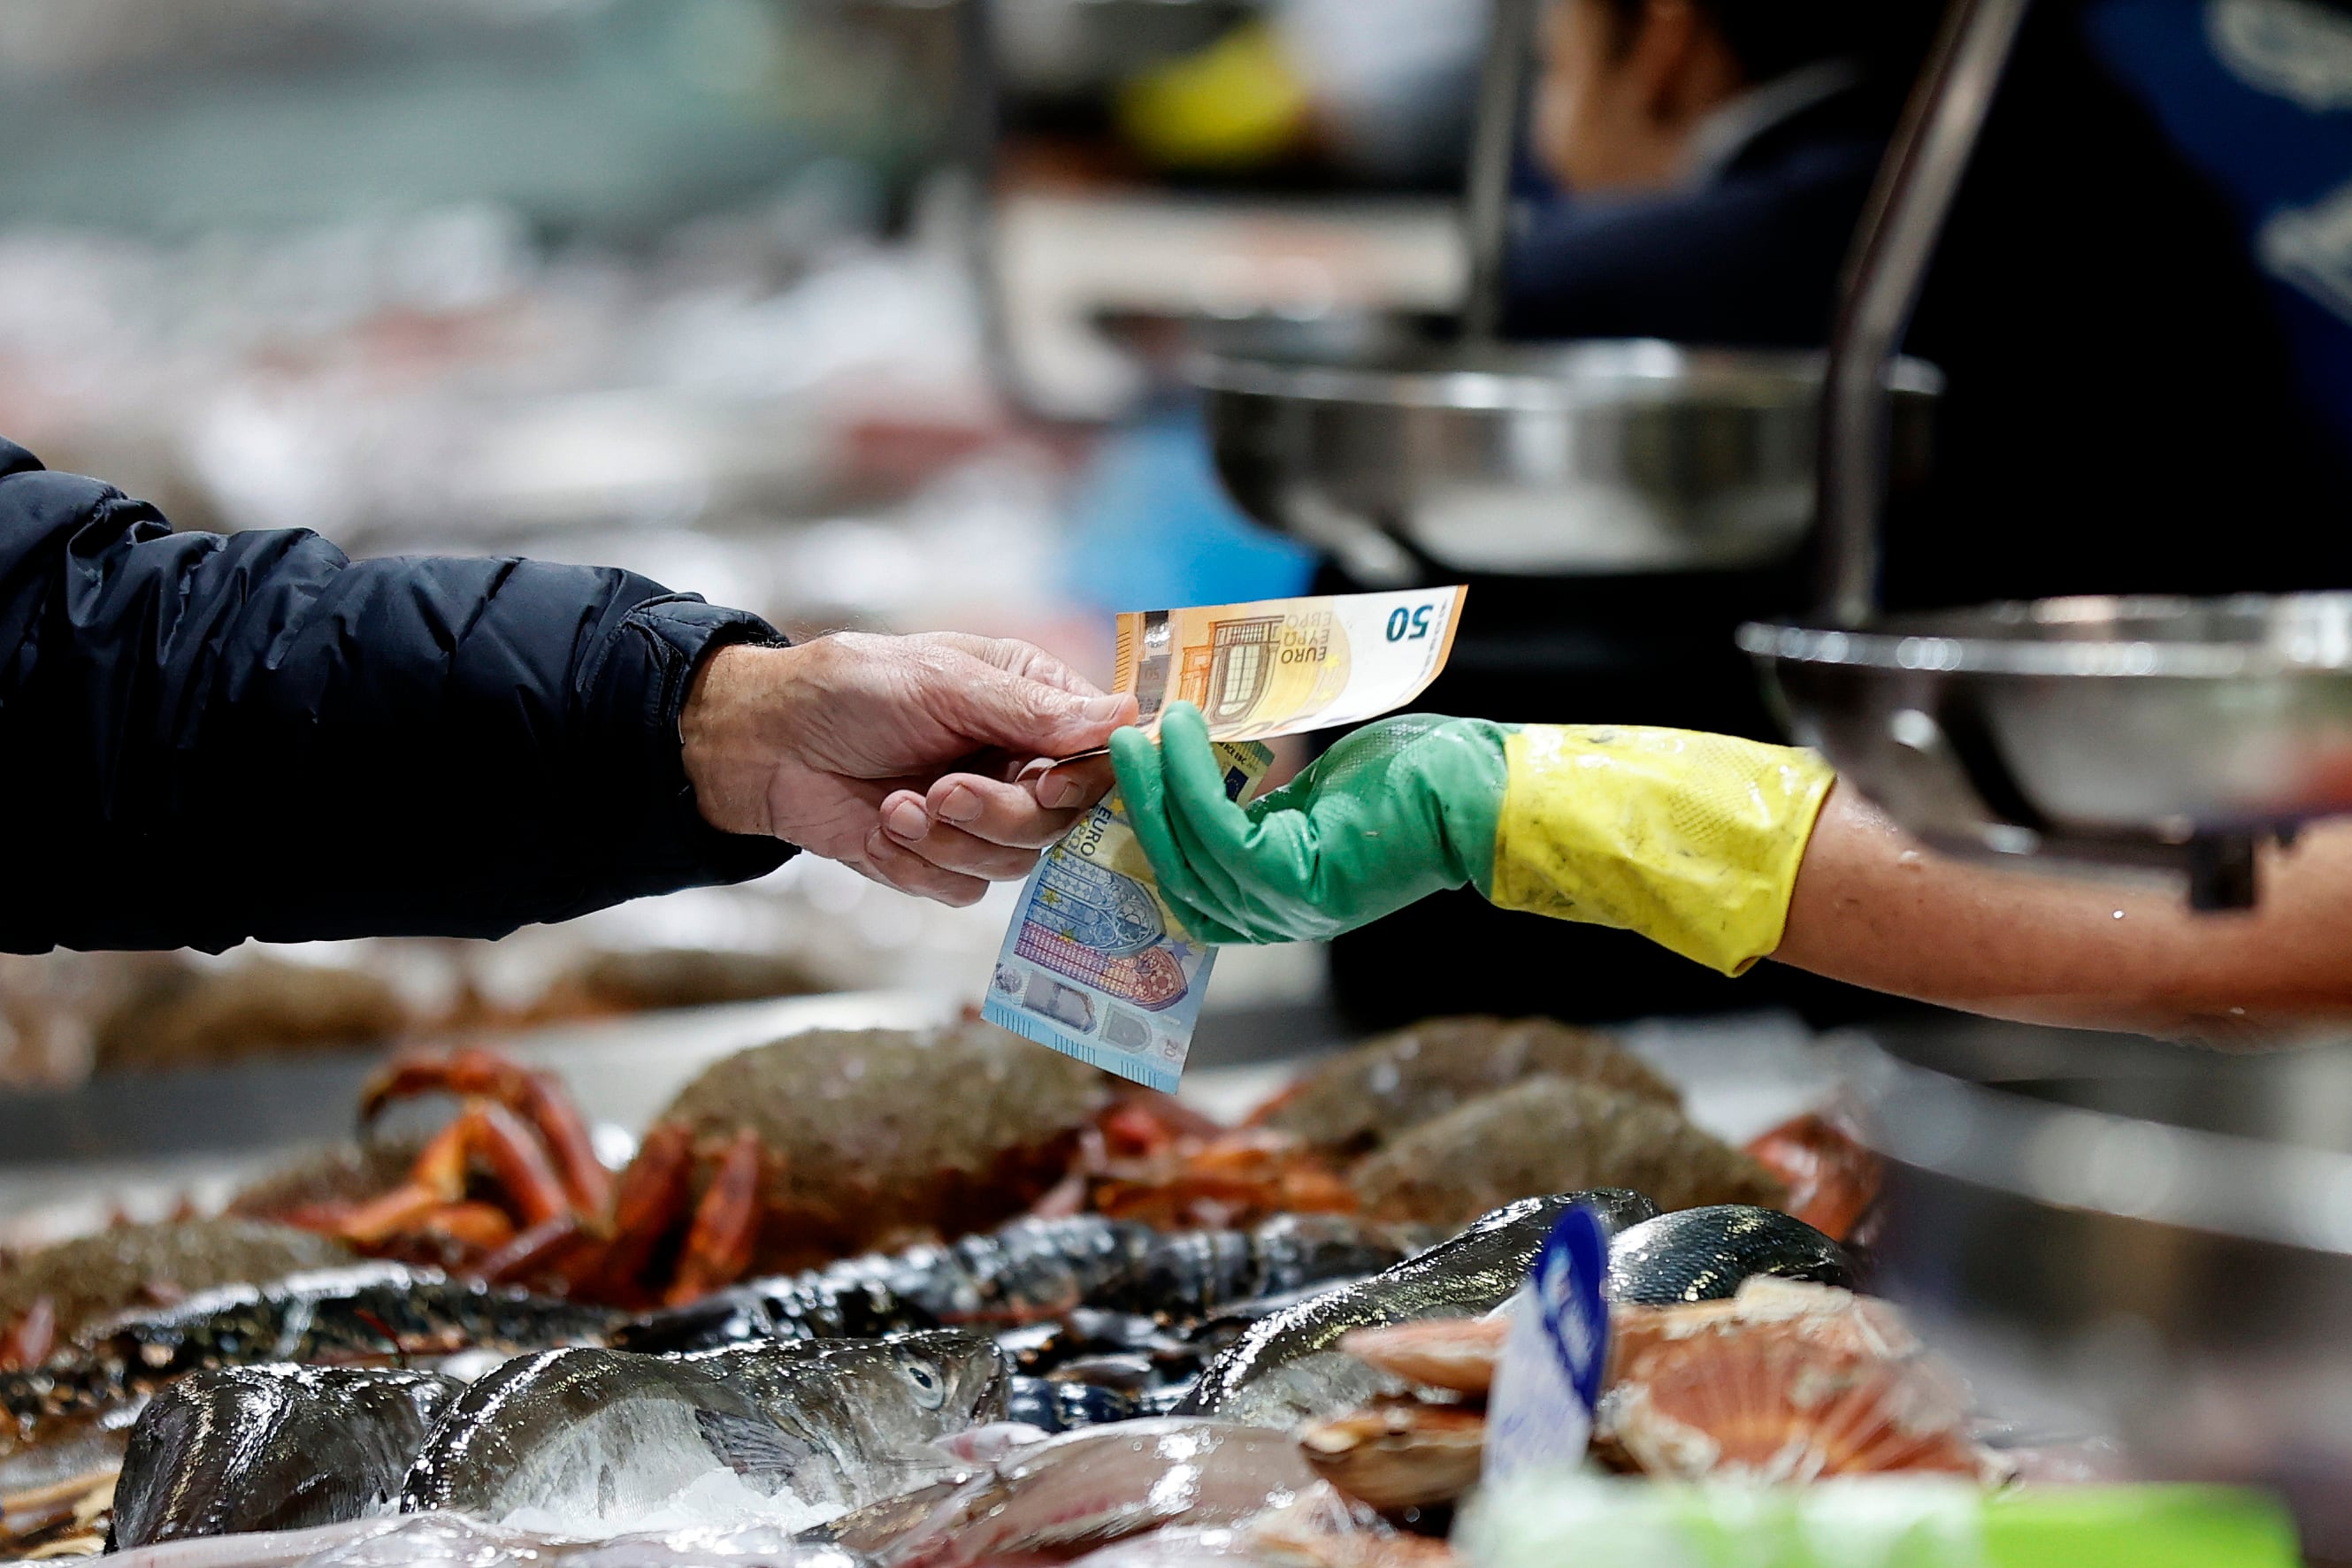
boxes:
[1018,753,1115,813]
[929,653,1139,760]
[904,825,1046,881]
[1141,795,1254,945]
[1154,703,1280,924]
[922,774,1089,851]
[1161,766,1253,921]
[926,633,1107,699]
[856,828,991,907]
[1157,703,1260,863]
[1162,888,1253,946]
[884,818,1058,888]
[1112,723,1240,927]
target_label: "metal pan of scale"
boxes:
[1740,594,2352,906]
[1847,1017,2352,1562]
[1188,318,1942,581]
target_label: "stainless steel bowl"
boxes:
[1190,325,1941,580]
[1850,1018,2352,1560]
[1741,595,2352,903]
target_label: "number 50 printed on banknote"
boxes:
[1115,586,1467,744]
[985,739,1271,1094]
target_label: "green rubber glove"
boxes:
[1113,701,1836,973]
[1109,701,1513,944]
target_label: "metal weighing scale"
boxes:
[1715,0,2352,1549]
[1742,0,2352,911]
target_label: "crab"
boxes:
[1075,1112,1360,1231]
[287,1021,1230,1307]
[257,1047,613,1274]
[0,1218,357,1372]
[251,1045,772,1307]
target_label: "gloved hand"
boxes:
[1114,702,1513,945]
[1111,702,1835,975]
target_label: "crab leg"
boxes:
[1097,1091,1225,1159]
[1745,1113,1882,1242]
[334,1103,571,1246]
[479,1213,594,1289]
[0,1294,56,1371]
[359,1047,614,1219]
[664,1128,765,1306]
[418,1201,520,1252]
[581,1121,699,1304]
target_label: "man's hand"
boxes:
[681,632,1134,906]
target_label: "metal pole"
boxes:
[1818,0,2033,625]
[1463,0,1539,341]
[956,0,1025,414]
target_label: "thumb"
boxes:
[937,655,1138,756]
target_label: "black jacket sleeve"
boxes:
[0,439,792,953]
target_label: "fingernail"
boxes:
[939,784,981,823]
[885,800,929,841]
[1082,694,1129,723]
[1038,773,1082,809]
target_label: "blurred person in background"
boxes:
[1313,0,2352,1031]
[1507,0,2349,601]
[0,439,1127,955]
[1506,0,1926,343]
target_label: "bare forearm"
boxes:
[1771,786,2352,1043]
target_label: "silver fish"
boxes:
[682,1335,1008,1515]
[111,1366,460,1549]
[617,1213,1406,1356]
[118,1514,861,1568]
[813,1476,972,1559]
[1176,1191,1652,1428]
[1605,1204,1855,1305]
[877,1418,1318,1568]
[400,1331,1006,1527]
[6,1262,611,1445]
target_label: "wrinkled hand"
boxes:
[683,632,1135,906]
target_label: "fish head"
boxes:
[875,1331,1007,1429]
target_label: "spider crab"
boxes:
[285,1021,1261,1307]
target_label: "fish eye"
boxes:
[900,1353,946,1410]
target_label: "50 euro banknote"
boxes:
[985,738,1272,1094]
[1113,585,1467,745]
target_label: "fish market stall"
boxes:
[2,998,2064,1566]
[1,0,2346,1563]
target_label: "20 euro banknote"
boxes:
[1114,585,1467,744]
[984,739,1273,1094]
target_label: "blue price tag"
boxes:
[1483,1204,1611,1481]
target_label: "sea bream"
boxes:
[399,1331,1006,1529]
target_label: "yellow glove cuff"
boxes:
[1490,726,1835,976]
